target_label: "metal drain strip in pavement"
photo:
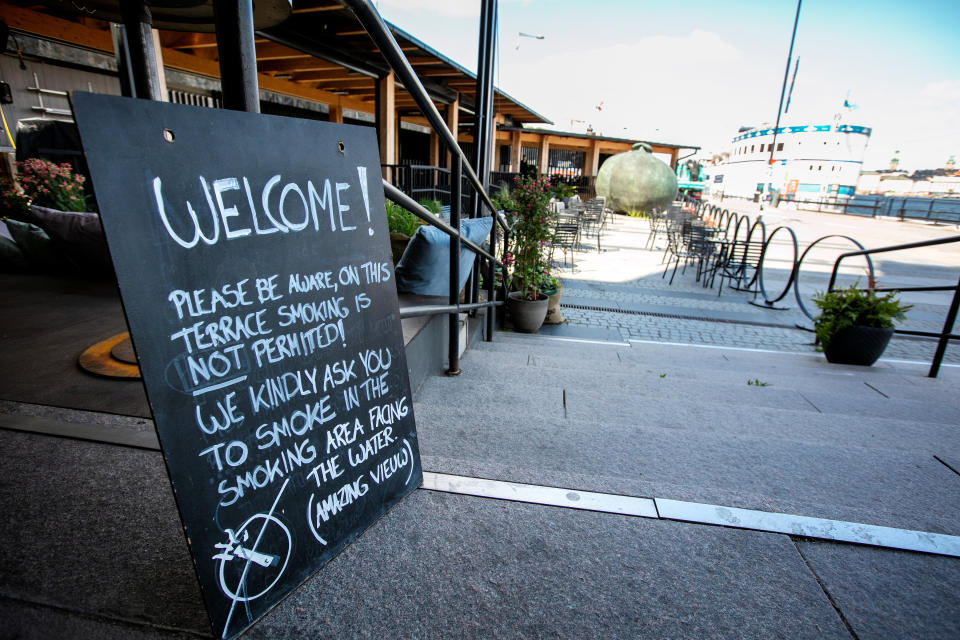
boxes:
[3,413,958,558]
[560,302,799,329]
[424,472,960,558]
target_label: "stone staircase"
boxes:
[413,331,960,537]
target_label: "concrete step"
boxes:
[420,360,960,426]
[459,345,954,406]
[411,403,960,535]
[480,332,956,382]
[414,383,959,460]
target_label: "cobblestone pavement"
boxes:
[549,205,960,365]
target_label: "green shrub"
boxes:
[385,200,423,237]
[417,198,442,215]
[813,284,911,348]
[489,184,515,213]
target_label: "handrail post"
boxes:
[929,274,960,378]
[446,156,462,376]
[213,0,260,113]
[485,207,497,341]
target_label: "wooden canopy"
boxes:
[0,1,550,127]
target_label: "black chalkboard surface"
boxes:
[72,93,422,639]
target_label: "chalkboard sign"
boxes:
[72,93,422,639]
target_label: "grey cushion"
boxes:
[29,205,112,273]
[0,220,28,271]
[4,218,70,271]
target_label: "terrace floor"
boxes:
[2,198,959,638]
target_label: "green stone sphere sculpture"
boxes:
[596,142,678,213]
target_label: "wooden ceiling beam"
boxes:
[281,69,357,81]
[0,4,112,51]
[417,69,463,77]
[255,42,312,61]
[406,57,447,66]
[313,78,374,89]
[292,4,344,13]
[256,58,341,73]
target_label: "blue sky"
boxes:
[374,0,960,170]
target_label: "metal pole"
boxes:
[766,0,802,179]
[213,0,260,112]
[446,156,462,376]
[119,2,163,101]
[342,0,505,225]
[472,0,498,310]
[110,24,136,98]
[473,0,497,214]
[929,274,960,377]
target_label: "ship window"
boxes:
[777,142,784,151]
[809,165,813,170]
[750,145,754,152]
[818,165,822,170]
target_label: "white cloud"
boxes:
[501,30,753,146]
[374,0,480,18]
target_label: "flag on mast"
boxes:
[843,91,858,110]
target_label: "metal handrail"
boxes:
[382,181,500,267]
[794,235,873,320]
[343,0,509,234]
[825,235,960,377]
[342,0,511,372]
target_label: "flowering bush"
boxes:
[0,175,31,220]
[15,158,89,212]
[507,175,553,300]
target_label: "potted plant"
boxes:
[504,175,553,333]
[812,283,911,366]
[540,270,565,325]
[385,200,423,264]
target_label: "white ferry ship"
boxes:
[708,122,871,201]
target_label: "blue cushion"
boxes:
[395,216,494,296]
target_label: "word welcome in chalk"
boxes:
[153,166,373,250]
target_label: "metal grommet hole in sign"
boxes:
[338,141,345,153]
[162,128,175,143]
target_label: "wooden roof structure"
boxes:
[1,0,551,127]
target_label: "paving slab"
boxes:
[799,390,960,425]
[411,403,960,534]
[418,367,818,415]
[0,431,209,636]
[0,598,198,640]
[421,366,960,459]
[461,345,954,405]
[245,489,850,640]
[795,540,960,640]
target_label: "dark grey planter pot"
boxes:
[823,325,895,366]
[506,291,549,333]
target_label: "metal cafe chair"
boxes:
[551,218,581,268]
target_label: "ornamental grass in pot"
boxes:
[812,283,911,366]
